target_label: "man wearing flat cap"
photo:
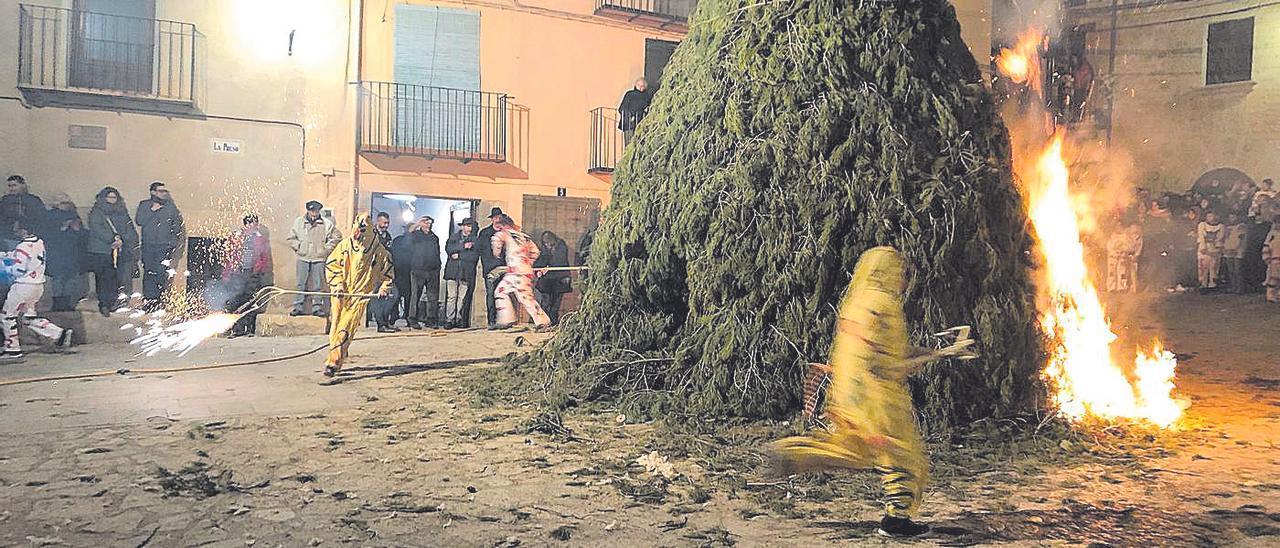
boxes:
[286,200,342,317]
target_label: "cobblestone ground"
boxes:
[0,294,1277,547]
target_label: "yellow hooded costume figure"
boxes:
[323,213,394,376]
[773,247,928,521]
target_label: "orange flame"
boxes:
[1025,133,1184,428]
[996,30,1044,95]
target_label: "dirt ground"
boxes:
[0,293,1276,547]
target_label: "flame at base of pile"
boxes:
[1025,134,1186,428]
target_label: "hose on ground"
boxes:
[0,329,503,388]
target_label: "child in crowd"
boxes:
[1263,214,1280,303]
[1222,213,1247,294]
[2,220,72,359]
[1106,222,1142,292]
[1196,211,1225,290]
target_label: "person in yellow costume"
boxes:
[322,213,394,379]
[774,246,972,538]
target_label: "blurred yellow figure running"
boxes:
[773,246,930,537]
[322,213,394,379]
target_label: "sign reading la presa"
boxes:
[212,139,242,154]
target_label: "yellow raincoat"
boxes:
[773,247,928,518]
[324,213,394,370]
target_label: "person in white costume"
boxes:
[2,220,71,359]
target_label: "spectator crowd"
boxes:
[1104,177,1280,303]
[0,175,592,360]
[364,207,578,334]
[0,176,187,358]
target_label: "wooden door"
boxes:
[521,195,601,318]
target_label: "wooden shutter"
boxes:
[393,6,482,151]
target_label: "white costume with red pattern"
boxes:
[3,236,65,353]
[491,228,551,327]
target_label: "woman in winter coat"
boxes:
[86,187,139,316]
[532,230,571,326]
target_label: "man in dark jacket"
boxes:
[533,231,571,326]
[405,216,442,329]
[475,207,506,329]
[617,78,651,146]
[372,212,400,332]
[443,218,480,328]
[1,175,48,241]
[389,223,414,326]
[87,186,138,316]
[135,181,186,310]
[44,194,89,311]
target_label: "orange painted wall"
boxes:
[357,0,684,222]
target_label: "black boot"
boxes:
[877,515,929,537]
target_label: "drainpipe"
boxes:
[352,0,365,223]
[1105,0,1118,147]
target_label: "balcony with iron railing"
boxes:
[595,0,696,32]
[358,81,510,164]
[588,107,625,174]
[16,4,202,111]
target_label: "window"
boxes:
[393,5,483,152]
[1206,17,1253,85]
[644,38,679,91]
[70,0,157,93]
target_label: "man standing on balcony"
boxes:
[476,207,507,329]
[135,181,185,311]
[618,78,652,146]
[288,201,341,317]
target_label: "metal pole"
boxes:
[1105,0,1118,146]
[352,0,365,223]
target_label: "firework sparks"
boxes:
[131,312,243,357]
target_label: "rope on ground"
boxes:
[0,329,503,388]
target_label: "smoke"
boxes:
[994,0,1061,46]
[994,0,1186,351]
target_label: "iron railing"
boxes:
[596,0,696,19]
[596,0,696,20]
[17,4,200,102]
[358,81,509,163]
[589,107,625,173]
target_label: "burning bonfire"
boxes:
[997,37,1186,428]
[1022,134,1184,428]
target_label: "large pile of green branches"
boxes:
[518,0,1044,431]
